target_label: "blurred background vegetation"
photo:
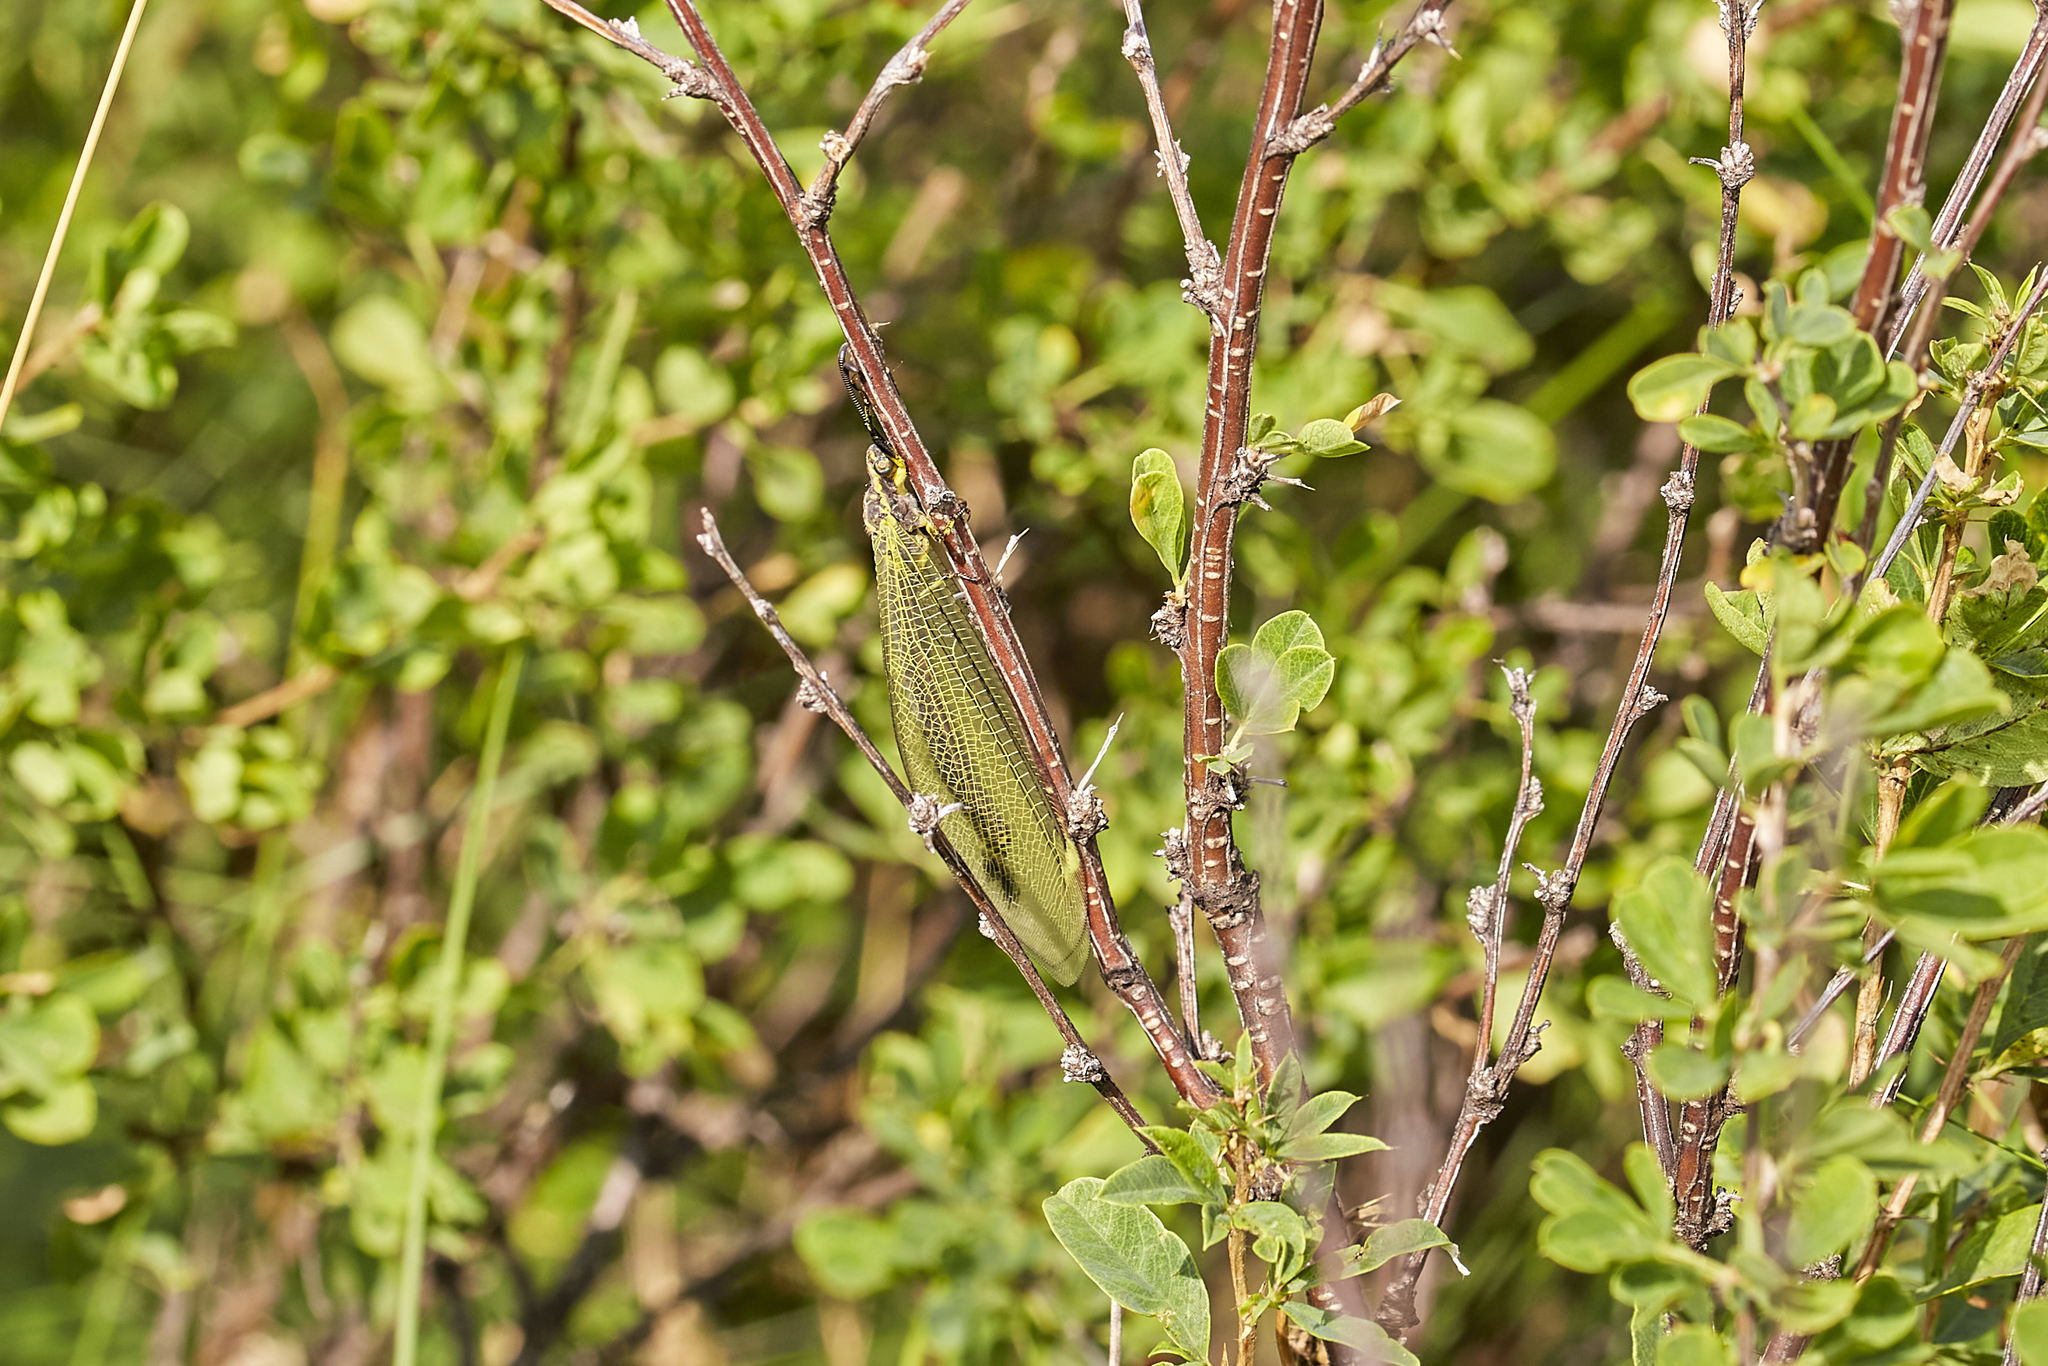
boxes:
[5,0,2048,1362]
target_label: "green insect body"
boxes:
[846,348,1088,985]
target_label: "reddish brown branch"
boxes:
[1808,0,1957,535]
[1856,55,2048,562]
[1887,3,2048,355]
[1177,0,1455,1095]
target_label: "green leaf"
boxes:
[1810,1276,1917,1357]
[1530,1150,1663,1270]
[794,1208,898,1299]
[1677,414,1753,453]
[2015,1298,2048,1366]
[1130,449,1187,583]
[1251,609,1325,658]
[1140,1126,1229,1203]
[1784,1156,1876,1266]
[1927,1201,2042,1293]
[1658,1325,1732,1366]
[1702,318,1757,367]
[1218,612,1336,736]
[1284,1088,1360,1143]
[1586,976,1694,1022]
[1704,582,1768,654]
[1874,826,2048,938]
[1297,417,1369,457]
[1647,1043,1729,1100]
[331,295,444,410]
[1230,1200,1308,1264]
[0,994,100,1096]
[1277,1131,1390,1161]
[1994,935,2048,1059]
[1101,1154,1213,1207]
[1427,399,1557,502]
[3,1079,97,1145]
[1043,1178,1211,1362]
[1787,392,1837,440]
[1343,1218,1451,1276]
[1731,711,1796,790]
[1627,353,1744,422]
[1612,857,1717,1008]
[1280,1302,1419,1365]
[1886,203,1934,253]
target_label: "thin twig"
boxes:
[1787,929,1896,1048]
[0,0,152,433]
[1372,672,1546,1333]
[1470,668,1545,1057]
[694,512,1153,1142]
[1870,266,2048,586]
[800,0,979,226]
[1118,0,1223,312]
[212,665,340,730]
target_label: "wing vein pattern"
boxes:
[867,489,1088,985]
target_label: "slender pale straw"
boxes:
[0,0,153,434]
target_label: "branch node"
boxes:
[906,792,964,853]
[795,677,832,714]
[1690,141,1755,191]
[1266,105,1337,158]
[1221,447,1283,507]
[1529,866,1572,913]
[1120,24,1152,68]
[1411,7,1460,58]
[1059,1043,1108,1084]
[1151,594,1189,649]
[1066,786,1109,842]
[1182,239,1225,314]
[1190,867,1260,933]
[1504,664,1535,726]
[1158,827,1191,882]
[1465,884,1499,943]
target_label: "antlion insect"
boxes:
[845,345,1089,985]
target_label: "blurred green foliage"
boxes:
[8,0,2048,1362]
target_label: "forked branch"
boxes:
[800,0,979,226]
[542,0,1219,1106]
